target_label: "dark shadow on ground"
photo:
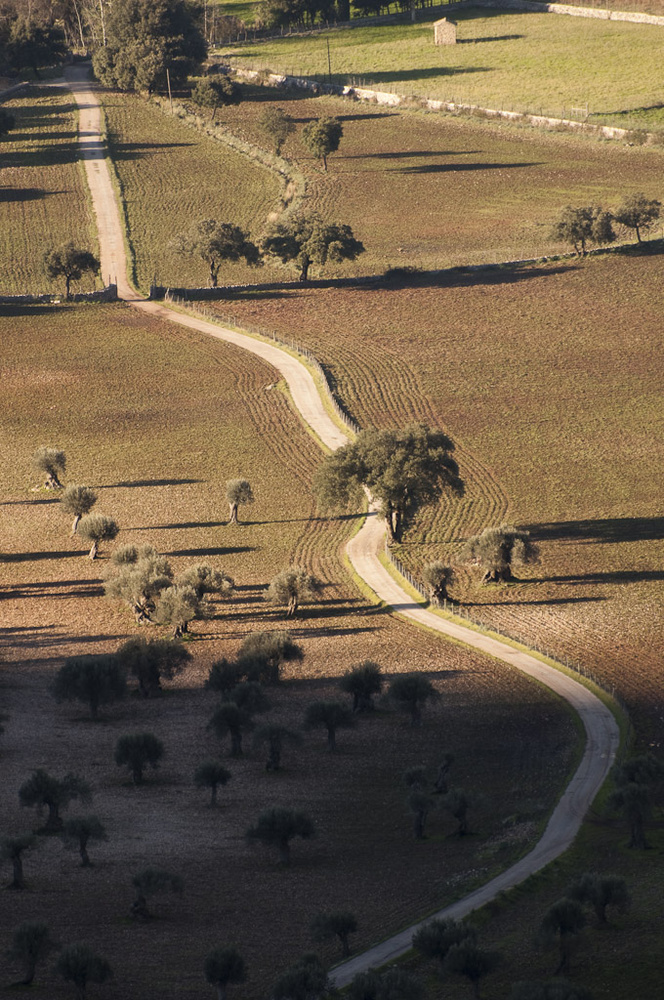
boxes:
[1,549,83,562]
[458,33,524,43]
[467,595,608,607]
[340,149,483,160]
[0,497,59,506]
[525,516,664,545]
[106,139,196,160]
[342,66,491,86]
[0,303,65,317]
[531,570,664,585]
[101,478,205,489]
[396,160,541,175]
[0,187,67,201]
[164,545,256,557]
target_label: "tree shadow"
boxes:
[340,149,483,160]
[107,139,196,161]
[396,160,542,175]
[347,66,491,85]
[1,549,83,562]
[0,496,59,506]
[0,187,67,202]
[7,130,79,142]
[467,595,608,607]
[531,570,664,585]
[0,303,65,317]
[2,142,82,169]
[129,520,228,531]
[458,33,524,43]
[100,478,205,489]
[524,516,664,545]
[164,546,256,557]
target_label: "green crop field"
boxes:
[223,9,664,129]
[0,85,97,294]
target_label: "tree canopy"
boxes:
[19,770,92,833]
[192,73,241,120]
[53,653,127,719]
[265,566,322,618]
[613,192,661,242]
[32,445,66,489]
[60,484,97,534]
[301,115,343,171]
[461,524,538,583]
[258,106,295,154]
[171,219,260,287]
[552,205,615,256]
[262,210,364,281]
[43,243,99,298]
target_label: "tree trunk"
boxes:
[45,472,63,489]
[72,514,81,534]
[45,803,62,833]
[267,742,281,771]
[413,811,425,839]
[132,762,144,785]
[228,501,238,524]
[322,153,327,171]
[217,985,227,1000]
[11,854,24,889]
[210,261,219,287]
[635,224,641,242]
[230,731,243,757]
[173,624,184,639]
[299,256,310,281]
[22,957,36,985]
[79,837,91,867]
[287,595,298,618]
[88,540,98,560]
[278,840,291,865]
[131,891,150,920]
[65,274,72,300]
[209,784,218,807]
[629,813,647,849]
[327,726,336,752]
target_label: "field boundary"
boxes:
[0,284,117,304]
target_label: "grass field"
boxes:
[0,85,97,294]
[0,302,580,999]
[222,9,664,129]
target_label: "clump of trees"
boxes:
[171,219,260,287]
[32,446,66,489]
[302,115,343,171]
[348,967,423,1000]
[104,544,173,623]
[43,243,99,298]
[552,205,615,256]
[564,872,630,924]
[461,524,539,584]
[262,210,364,281]
[19,770,92,833]
[246,806,315,864]
[60,485,97,534]
[114,732,164,784]
[53,653,127,719]
[265,566,322,618]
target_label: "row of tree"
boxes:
[553,194,661,255]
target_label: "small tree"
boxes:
[194,760,232,806]
[301,115,343,171]
[1,833,37,889]
[226,478,254,524]
[116,636,192,697]
[311,910,357,958]
[43,242,100,299]
[412,918,476,971]
[266,566,322,618]
[259,106,295,154]
[32,445,66,489]
[272,953,329,1000]
[254,724,302,771]
[388,673,437,726]
[55,943,112,998]
[565,872,630,924]
[176,563,235,600]
[19,770,92,833]
[422,561,455,604]
[237,630,304,684]
[613,192,661,242]
[77,513,119,560]
[204,946,247,1000]
[408,790,435,840]
[539,899,586,975]
[304,699,355,752]
[263,210,364,281]
[62,815,108,867]
[552,205,615,256]
[171,218,260,287]
[131,867,183,919]
[192,73,241,120]
[444,940,500,999]
[339,660,383,712]
[246,806,315,865]
[461,525,539,584]
[105,546,173,623]
[208,702,254,757]
[53,654,127,720]
[206,657,243,696]
[60,485,97,534]
[153,583,202,637]
[114,732,164,784]
[6,921,57,986]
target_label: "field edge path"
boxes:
[63,64,621,988]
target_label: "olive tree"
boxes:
[237,630,303,684]
[564,872,630,924]
[304,699,355,752]
[1,833,37,889]
[608,753,662,849]
[551,205,615,256]
[206,657,243,695]
[442,788,472,836]
[130,867,183,919]
[254,724,302,771]
[311,910,358,957]
[388,673,438,726]
[259,105,295,154]
[43,242,99,298]
[104,546,173,623]
[19,770,92,833]
[262,210,364,281]
[114,732,164,784]
[412,918,476,971]
[613,192,661,242]
[116,635,192,697]
[246,806,315,865]
[444,940,500,999]
[349,968,423,1000]
[32,445,66,489]
[339,660,383,712]
[77,513,119,560]
[408,790,435,840]
[153,583,203,637]
[208,702,254,757]
[53,654,127,719]
[176,563,235,601]
[171,219,260,287]
[461,524,539,584]
[315,424,463,543]
[301,115,343,171]
[6,921,58,986]
[204,946,247,1000]
[62,815,108,867]
[272,954,329,1000]
[422,561,455,604]
[192,74,241,120]
[194,760,231,806]
[60,484,97,534]
[226,478,254,524]
[434,752,455,794]
[266,566,322,618]
[539,899,586,975]
[55,944,112,998]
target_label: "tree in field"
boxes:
[302,116,343,171]
[262,210,364,281]
[55,943,112,998]
[208,702,254,757]
[77,513,119,560]
[62,816,108,867]
[315,424,463,543]
[304,699,355,752]
[510,980,593,1000]
[422,561,455,604]
[43,243,100,299]
[19,770,92,833]
[617,752,663,785]
[105,545,173,623]
[116,635,192,697]
[388,673,437,726]
[461,524,539,584]
[6,17,66,78]
[564,872,630,925]
[266,566,322,618]
[226,478,254,524]
[408,790,436,840]
[444,940,500,999]
[552,205,615,256]
[272,953,329,1000]
[412,918,476,972]
[176,563,235,601]
[192,74,241,120]
[32,445,66,489]
[171,219,260,287]
[539,899,586,975]
[1,833,37,889]
[434,752,455,794]
[339,660,383,712]
[613,192,661,242]
[204,946,247,1000]
[53,653,127,720]
[60,485,97,534]
[311,910,357,958]
[348,967,423,1000]
[228,680,271,717]
[194,760,231,806]
[131,867,184,920]
[6,921,58,986]
[254,723,302,771]
[0,108,15,139]
[92,0,206,93]
[237,630,303,684]
[609,753,662,849]
[259,106,295,154]
[442,788,472,836]
[153,583,202,637]
[246,806,315,865]
[206,657,243,696]
[114,732,164,784]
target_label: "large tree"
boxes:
[311,910,357,958]
[236,629,303,684]
[253,723,302,771]
[246,806,315,865]
[171,219,260,287]
[421,561,455,604]
[62,815,108,867]
[272,953,329,1000]
[43,243,99,299]
[53,653,127,720]
[265,566,322,618]
[32,445,66,489]
[204,946,247,1000]
[258,105,295,154]
[192,73,241,120]
[539,899,586,975]
[552,204,615,256]
[194,760,231,806]
[564,872,630,925]
[104,545,173,623]
[7,921,58,986]
[59,484,97,535]
[19,770,92,833]
[114,732,164,784]
[412,918,475,972]
[226,478,254,524]
[54,943,112,998]
[304,699,355,752]
[130,867,183,919]
[301,115,343,171]
[116,635,191,696]
[315,423,463,543]
[208,701,254,757]
[388,673,437,726]
[92,0,206,93]
[348,967,423,1000]
[444,940,500,999]
[461,524,539,584]
[338,660,383,712]
[613,192,661,242]
[77,513,119,560]
[262,210,364,281]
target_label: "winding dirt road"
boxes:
[64,65,620,985]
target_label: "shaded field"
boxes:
[0,85,97,294]
[212,250,664,742]
[101,93,283,291]
[0,302,578,998]
[222,9,664,129]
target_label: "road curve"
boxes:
[64,65,620,986]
